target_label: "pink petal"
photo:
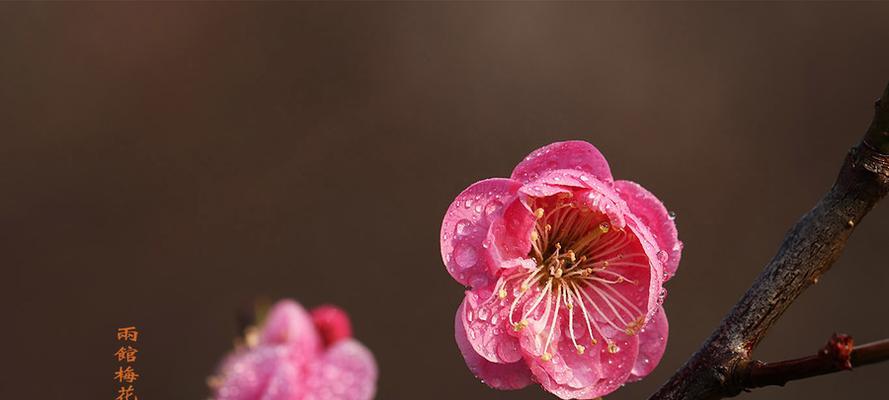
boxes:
[442,178,523,288]
[524,169,629,229]
[455,301,533,390]
[460,293,524,364]
[260,361,301,400]
[628,305,669,382]
[615,180,682,279]
[303,339,377,400]
[485,194,535,267]
[511,141,613,185]
[260,300,322,356]
[527,328,639,399]
[623,211,667,324]
[216,346,302,400]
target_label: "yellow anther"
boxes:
[575,345,586,355]
[520,283,529,292]
[530,230,539,242]
[607,342,620,354]
[541,352,553,362]
[498,288,507,299]
[599,221,611,233]
[590,338,598,345]
[554,268,563,279]
[566,303,573,310]
[624,316,645,335]
[566,250,576,262]
[513,320,528,332]
[534,208,545,219]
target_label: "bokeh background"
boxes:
[3,2,889,399]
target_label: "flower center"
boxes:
[494,197,648,362]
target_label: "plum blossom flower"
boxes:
[212,299,377,400]
[441,141,681,399]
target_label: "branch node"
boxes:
[823,333,855,370]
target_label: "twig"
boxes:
[650,81,889,400]
[738,334,889,389]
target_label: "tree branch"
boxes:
[650,81,889,400]
[737,334,889,390]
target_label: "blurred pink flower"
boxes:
[213,300,377,400]
[441,141,681,399]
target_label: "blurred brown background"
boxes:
[2,2,889,399]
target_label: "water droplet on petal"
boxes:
[454,243,478,271]
[657,250,669,263]
[464,199,473,209]
[484,201,503,217]
[454,219,472,237]
[478,307,489,321]
[668,211,677,220]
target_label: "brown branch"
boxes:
[650,81,889,400]
[737,334,889,390]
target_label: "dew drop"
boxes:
[454,243,478,270]
[484,200,503,217]
[474,204,483,213]
[580,174,590,182]
[668,211,677,220]
[656,250,669,263]
[478,307,489,321]
[454,219,472,237]
[464,199,473,209]
[468,310,475,322]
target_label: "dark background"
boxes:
[3,3,889,399]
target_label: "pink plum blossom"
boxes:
[441,141,681,399]
[213,299,377,400]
